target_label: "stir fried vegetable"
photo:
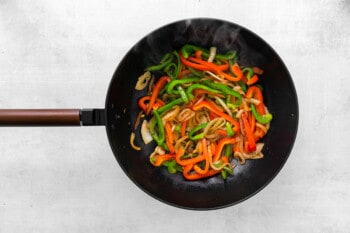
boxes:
[132,44,272,180]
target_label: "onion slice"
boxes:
[141,120,153,144]
[135,71,151,90]
[208,47,217,62]
[130,132,141,151]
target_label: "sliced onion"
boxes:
[177,108,195,122]
[135,71,151,90]
[235,109,244,119]
[141,120,153,144]
[245,98,261,105]
[208,47,217,62]
[130,132,141,151]
[204,71,226,81]
[214,96,232,116]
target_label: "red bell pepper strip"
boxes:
[146,76,170,115]
[246,74,259,85]
[241,112,256,152]
[252,66,264,75]
[138,96,165,112]
[138,96,149,112]
[246,86,265,114]
[192,100,240,132]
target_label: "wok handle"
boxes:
[0,109,105,126]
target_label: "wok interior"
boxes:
[105,18,298,209]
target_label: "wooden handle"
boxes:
[0,109,81,126]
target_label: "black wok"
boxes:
[0,18,298,210]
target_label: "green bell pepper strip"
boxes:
[221,169,228,180]
[174,124,181,133]
[242,67,254,80]
[164,62,177,78]
[157,98,183,115]
[181,44,209,59]
[226,96,241,110]
[203,81,242,107]
[203,81,241,99]
[181,44,237,63]
[223,166,233,174]
[250,104,273,124]
[185,84,222,100]
[211,159,232,178]
[215,50,237,61]
[188,123,208,140]
[225,122,234,137]
[177,86,189,104]
[150,110,165,147]
[166,77,200,95]
[188,67,203,77]
[163,159,183,174]
[162,52,185,105]
[172,50,181,78]
[146,53,173,71]
[224,144,233,158]
[221,165,233,180]
[237,80,247,92]
[164,51,181,79]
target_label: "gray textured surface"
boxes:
[0,0,349,232]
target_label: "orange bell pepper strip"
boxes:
[210,141,217,156]
[192,100,240,132]
[182,156,229,180]
[246,86,265,114]
[241,112,256,152]
[175,147,205,166]
[180,120,187,137]
[195,50,202,59]
[146,75,170,115]
[218,63,243,82]
[183,165,221,180]
[213,137,238,162]
[164,121,175,153]
[254,127,266,141]
[152,154,175,167]
[246,74,259,85]
[179,54,210,71]
[232,63,243,79]
[179,54,228,73]
[187,56,229,72]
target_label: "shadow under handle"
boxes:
[0,109,105,126]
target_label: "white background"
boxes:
[0,0,349,232]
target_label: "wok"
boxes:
[0,18,298,210]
